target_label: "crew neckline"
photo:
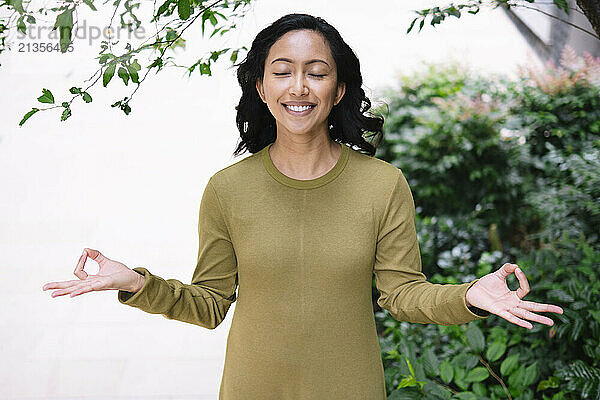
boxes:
[260,142,350,189]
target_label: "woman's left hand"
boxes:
[465,262,564,329]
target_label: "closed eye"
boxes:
[273,73,326,77]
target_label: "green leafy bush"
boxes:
[373,48,600,399]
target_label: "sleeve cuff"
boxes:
[433,279,491,325]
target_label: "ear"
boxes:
[334,81,346,106]
[256,79,267,103]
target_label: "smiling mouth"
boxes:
[283,104,316,116]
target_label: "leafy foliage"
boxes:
[373,47,600,399]
[7,0,252,124]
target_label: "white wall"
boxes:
[0,1,541,398]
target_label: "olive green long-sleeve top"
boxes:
[118,142,489,399]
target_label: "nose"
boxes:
[289,72,309,96]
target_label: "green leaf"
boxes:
[440,360,454,384]
[453,392,477,400]
[407,17,418,34]
[465,366,489,382]
[405,357,416,377]
[537,376,559,391]
[103,63,116,87]
[37,88,55,104]
[471,382,486,397]
[389,386,423,399]
[61,106,71,121]
[423,381,452,399]
[82,0,97,10]
[553,0,569,14]
[165,29,178,41]
[155,0,175,18]
[118,66,129,85]
[129,59,141,71]
[16,15,26,34]
[26,14,35,23]
[454,367,469,391]
[398,375,418,388]
[486,341,506,362]
[500,353,519,376]
[12,0,24,14]
[508,365,527,389]
[422,348,439,377]
[199,62,211,75]
[466,325,485,353]
[126,60,141,84]
[177,0,191,20]
[230,49,238,63]
[523,362,537,386]
[52,7,73,53]
[69,87,81,94]
[19,108,39,126]
[82,92,92,103]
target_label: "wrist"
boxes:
[135,275,146,293]
[130,269,146,293]
[465,287,473,308]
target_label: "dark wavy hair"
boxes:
[232,13,384,157]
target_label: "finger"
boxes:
[514,266,530,299]
[50,281,95,298]
[495,262,517,280]
[511,306,554,326]
[86,248,109,264]
[519,300,564,314]
[70,283,96,298]
[43,279,83,291]
[495,308,533,329]
[74,249,89,280]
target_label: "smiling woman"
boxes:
[42,12,564,400]
[255,30,344,141]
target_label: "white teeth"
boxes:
[285,104,314,112]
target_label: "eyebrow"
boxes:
[270,58,329,66]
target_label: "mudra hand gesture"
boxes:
[465,262,563,329]
[42,248,144,297]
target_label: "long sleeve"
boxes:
[117,177,238,329]
[373,169,490,325]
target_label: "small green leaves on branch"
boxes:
[61,102,72,121]
[70,87,93,103]
[407,3,481,34]
[37,88,55,104]
[111,97,131,115]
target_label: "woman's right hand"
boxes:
[42,248,145,298]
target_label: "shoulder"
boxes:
[346,145,406,191]
[207,149,263,193]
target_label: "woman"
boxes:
[42,13,563,400]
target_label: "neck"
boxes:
[268,137,342,181]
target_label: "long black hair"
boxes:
[233,13,384,157]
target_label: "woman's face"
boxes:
[256,29,345,141]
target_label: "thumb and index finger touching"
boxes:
[495,262,564,314]
[74,248,108,280]
[495,262,529,299]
